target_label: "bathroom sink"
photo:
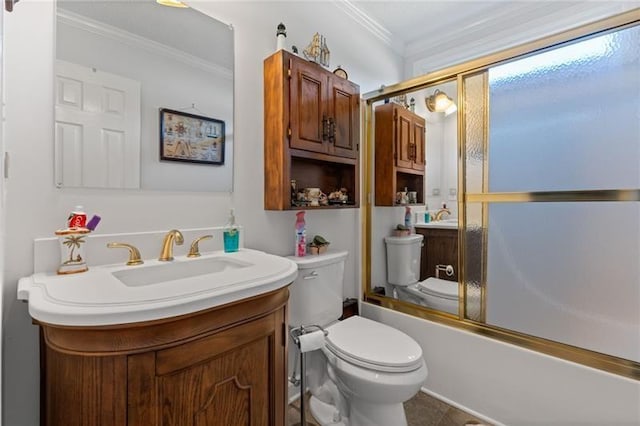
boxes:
[17,249,298,326]
[415,218,458,229]
[113,257,251,287]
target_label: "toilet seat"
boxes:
[325,316,423,373]
[416,277,458,300]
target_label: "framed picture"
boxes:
[159,108,225,165]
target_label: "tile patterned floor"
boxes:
[288,391,491,426]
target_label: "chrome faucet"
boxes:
[159,229,184,261]
[433,208,451,221]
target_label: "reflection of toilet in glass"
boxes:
[288,251,427,426]
[384,235,458,314]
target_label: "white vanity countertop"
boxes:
[18,248,298,327]
[414,220,458,230]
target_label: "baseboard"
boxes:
[420,387,504,426]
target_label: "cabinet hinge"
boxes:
[287,59,292,79]
[287,125,292,138]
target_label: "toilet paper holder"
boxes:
[289,324,329,426]
[290,324,328,345]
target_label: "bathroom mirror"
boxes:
[369,80,460,318]
[55,1,234,192]
[363,12,640,378]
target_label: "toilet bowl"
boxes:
[288,251,427,426]
[384,235,459,314]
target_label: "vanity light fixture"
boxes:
[156,0,188,8]
[425,89,455,113]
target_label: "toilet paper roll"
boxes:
[298,329,326,353]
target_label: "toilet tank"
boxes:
[288,251,348,327]
[384,235,423,287]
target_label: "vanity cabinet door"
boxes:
[128,311,284,426]
[415,228,458,282]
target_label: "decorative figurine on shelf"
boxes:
[303,33,330,67]
[328,187,349,204]
[409,97,416,112]
[276,22,287,51]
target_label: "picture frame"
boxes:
[159,108,225,165]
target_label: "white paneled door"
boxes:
[54,60,141,189]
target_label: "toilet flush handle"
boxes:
[304,271,319,280]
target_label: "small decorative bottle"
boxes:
[223,208,239,253]
[295,211,306,257]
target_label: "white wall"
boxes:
[2,1,403,424]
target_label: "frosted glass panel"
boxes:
[463,72,487,194]
[485,202,640,361]
[488,26,640,192]
[464,202,484,322]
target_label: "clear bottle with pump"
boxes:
[223,208,239,253]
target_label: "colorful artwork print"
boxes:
[160,108,225,165]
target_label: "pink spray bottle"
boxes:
[295,211,306,257]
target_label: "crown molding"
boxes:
[57,9,233,80]
[331,0,404,54]
[408,3,637,76]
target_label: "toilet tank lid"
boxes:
[384,234,423,245]
[287,250,348,269]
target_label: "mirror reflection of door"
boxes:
[371,80,461,317]
[55,1,234,192]
[55,60,141,189]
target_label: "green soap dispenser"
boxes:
[223,208,239,252]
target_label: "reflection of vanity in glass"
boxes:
[414,224,458,283]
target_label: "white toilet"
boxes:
[384,235,459,315]
[289,250,428,426]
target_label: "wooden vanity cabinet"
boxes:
[375,103,425,206]
[39,287,289,426]
[415,227,458,282]
[264,50,360,210]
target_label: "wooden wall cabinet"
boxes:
[415,227,458,282]
[39,288,289,426]
[374,103,426,206]
[264,50,360,210]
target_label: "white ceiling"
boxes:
[57,0,234,70]
[339,1,638,74]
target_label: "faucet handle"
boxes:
[187,235,213,258]
[107,242,144,266]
